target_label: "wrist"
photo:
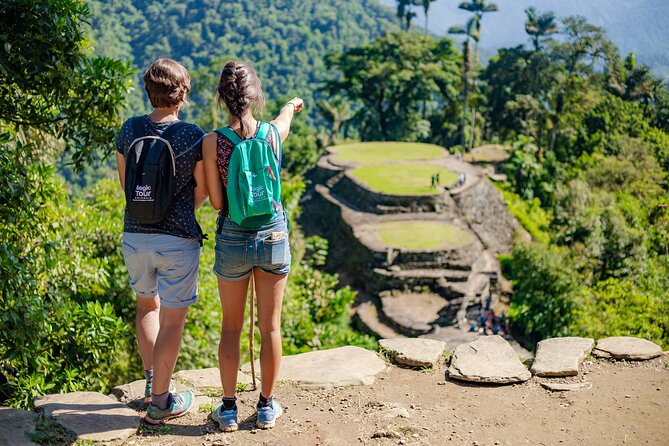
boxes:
[284,101,296,110]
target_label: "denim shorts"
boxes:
[214,213,291,282]
[122,232,200,308]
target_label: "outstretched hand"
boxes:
[287,97,304,113]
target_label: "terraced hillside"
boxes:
[301,142,521,348]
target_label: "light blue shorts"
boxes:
[122,232,200,308]
[214,213,291,282]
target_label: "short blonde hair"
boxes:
[143,58,191,108]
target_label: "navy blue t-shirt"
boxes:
[116,115,205,240]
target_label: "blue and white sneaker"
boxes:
[256,399,283,429]
[211,403,238,432]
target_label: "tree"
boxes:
[417,0,437,36]
[0,0,133,170]
[548,16,616,152]
[325,32,461,142]
[396,0,417,31]
[449,18,479,152]
[524,7,559,52]
[458,0,499,63]
[317,99,353,146]
[0,0,133,407]
[606,53,663,114]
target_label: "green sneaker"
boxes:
[144,380,177,403]
[144,390,194,425]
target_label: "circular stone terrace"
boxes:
[328,142,459,197]
[359,220,476,252]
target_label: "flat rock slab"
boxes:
[242,346,386,389]
[593,337,662,360]
[448,335,531,384]
[174,367,254,389]
[0,407,37,446]
[541,382,592,392]
[380,338,446,367]
[381,293,446,334]
[34,392,139,442]
[531,337,594,377]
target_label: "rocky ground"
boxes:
[121,353,668,446]
[9,341,667,446]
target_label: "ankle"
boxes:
[258,393,273,408]
[151,391,170,410]
[221,396,237,411]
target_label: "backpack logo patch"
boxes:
[133,184,154,202]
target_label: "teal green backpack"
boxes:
[217,122,282,229]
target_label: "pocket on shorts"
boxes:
[263,237,289,266]
[156,245,199,274]
[215,237,248,270]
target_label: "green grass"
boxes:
[368,221,475,250]
[350,163,458,196]
[331,142,446,165]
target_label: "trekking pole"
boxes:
[248,272,257,390]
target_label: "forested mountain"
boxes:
[380,0,669,76]
[87,0,398,123]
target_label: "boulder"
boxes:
[379,338,446,368]
[110,379,145,405]
[0,407,37,446]
[34,392,139,442]
[242,346,386,389]
[448,336,531,384]
[531,337,594,377]
[593,337,662,360]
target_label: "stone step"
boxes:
[374,267,470,283]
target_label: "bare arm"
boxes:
[202,132,224,211]
[193,160,208,210]
[270,97,304,142]
[116,152,126,190]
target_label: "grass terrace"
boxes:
[365,221,476,251]
[330,142,446,165]
[350,163,458,196]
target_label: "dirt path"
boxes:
[127,355,668,446]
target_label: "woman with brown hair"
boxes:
[202,61,303,431]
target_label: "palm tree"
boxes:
[449,18,479,152]
[525,7,559,52]
[458,0,499,63]
[417,0,437,36]
[396,0,417,31]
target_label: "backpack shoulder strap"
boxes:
[160,120,188,143]
[269,123,283,173]
[256,122,271,141]
[216,127,243,146]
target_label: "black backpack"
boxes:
[124,117,188,224]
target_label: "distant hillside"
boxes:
[380,0,669,77]
[87,0,398,119]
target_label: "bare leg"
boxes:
[151,306,189,395]
[218,276,250,398]
[253,269,287,399]
[136,295,160,371]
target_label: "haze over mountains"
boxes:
[380,0,669,77]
